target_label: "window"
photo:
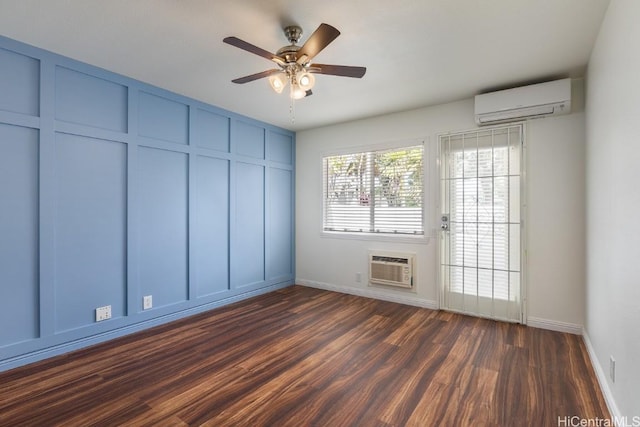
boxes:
[323,144,424,235]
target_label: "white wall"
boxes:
[527,110,586,330]
[295,100,474,308]
[296,83,587,331]
[585,0,640,419]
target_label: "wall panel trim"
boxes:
[0,34,295,370]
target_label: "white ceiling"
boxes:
[0,0,610,131]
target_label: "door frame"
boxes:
[435,123,528,324]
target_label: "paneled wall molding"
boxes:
[0,35,295,371]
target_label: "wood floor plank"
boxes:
[0,286,610,426]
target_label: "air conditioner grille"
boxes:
[371,263,404,283]
[369,253,414,289]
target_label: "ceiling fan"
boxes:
[223,23,366,99]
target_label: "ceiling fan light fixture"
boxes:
[268,72,287,93]
[225,22,365,113]
[297,71,315,91]
[290,82,307,100]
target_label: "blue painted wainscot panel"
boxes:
[235,120,265,159]
[233,162,266,288]
[138,147,189,308]
[269,168,294,280]
[0,124,39,347]
[194,108,230,153]
[54,133,128,332]
[138,92,189,145]
[55,66,128,133]
[269,130,294,165]
[0,34,295,371]
[0,47,39,116]
[194,155,230,297]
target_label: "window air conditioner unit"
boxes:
[474,78,571,125]
[369,252,414,289]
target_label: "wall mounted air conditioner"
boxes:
[369,252,414,289]
[474,78,571,125]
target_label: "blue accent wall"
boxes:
[0,36,295,371]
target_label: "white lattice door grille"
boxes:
[439,125,523,322]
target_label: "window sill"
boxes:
[321,230,432,245]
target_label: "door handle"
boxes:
[440,214,449,231]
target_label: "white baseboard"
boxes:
[526,316,583,335]
[582,331,621,422]
[297,278,439,310]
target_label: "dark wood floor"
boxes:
[0,286,609,426]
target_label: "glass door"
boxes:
[439,125,523,322]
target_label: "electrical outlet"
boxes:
[96,305,112,322]
[143,295,153,310]
[610,356,616,383]
[356,272,362,283]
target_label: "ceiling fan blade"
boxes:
[309,63,367,78]
[232,69,281,84]
[296,23,340,64]
[223,36,284,65]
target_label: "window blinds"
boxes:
[323,145,424,235]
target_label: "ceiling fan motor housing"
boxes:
[278,26,305,64]
[284,26,303,44]
[276,45,301,64]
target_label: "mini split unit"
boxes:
[474,78,572,125]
